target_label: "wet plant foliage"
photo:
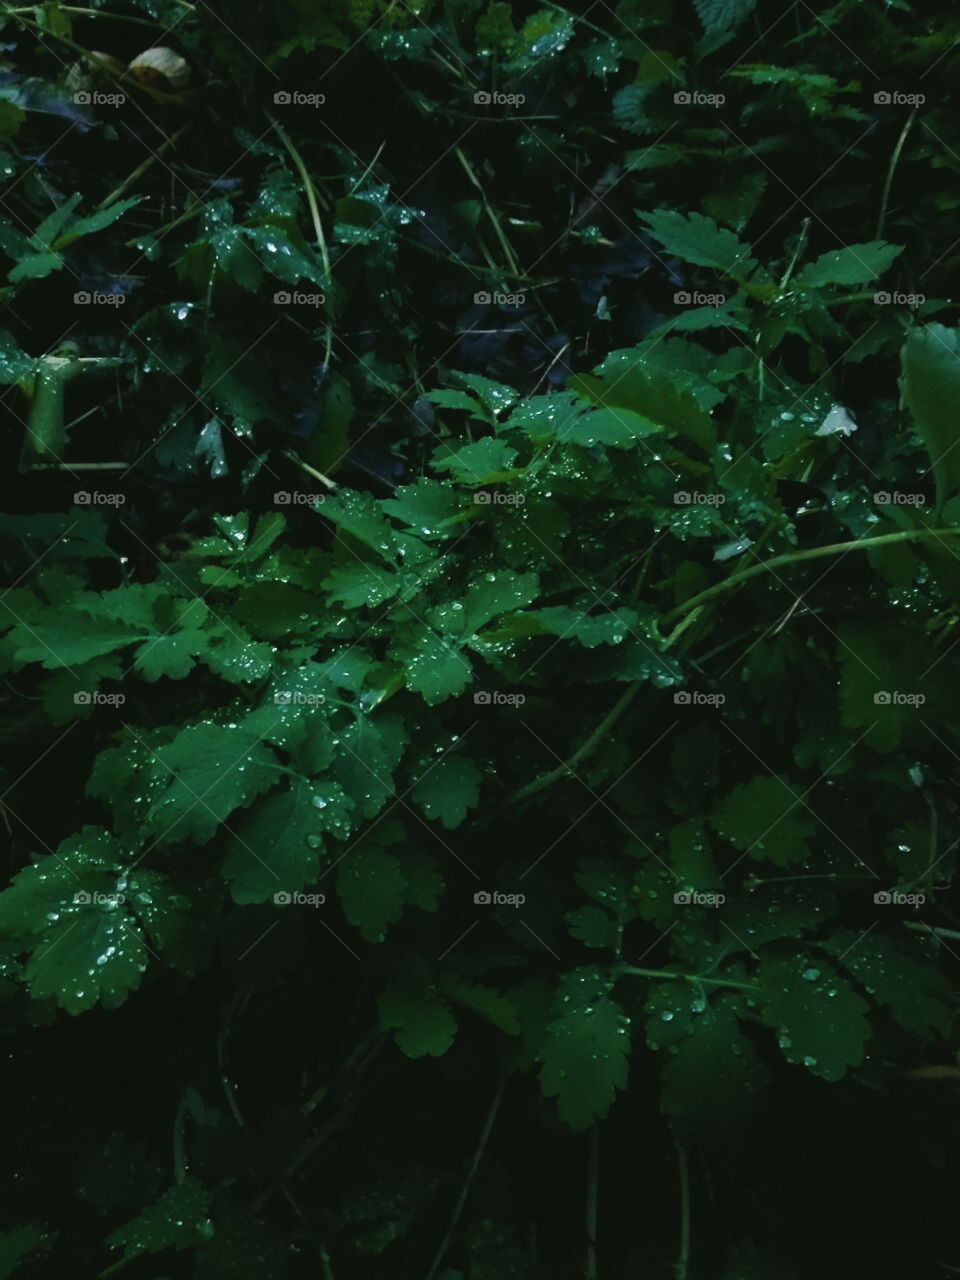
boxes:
[2,0,960,1276]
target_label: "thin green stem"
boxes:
[661,527,960,629]
[876,105,919,241]
[617,966,759,992]
[675,1145,691,1280]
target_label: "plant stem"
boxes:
[675,1144,691,1280]
[425,1076,506,1280]
[661,528,960,628]
[617,967,759,992]
[876,106,918,240]
[586,1125,599,1280]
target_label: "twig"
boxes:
[97,127,187,212]
[283,448,338,491]
[424,1075,506,1280]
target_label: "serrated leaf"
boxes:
[693,0,756,33]
[391,631,473,705]
[441,976,520,1034]
[824,930,952,1040]
[106,1177,212,1261]
[378,980,457,1057]
[661,993,769,1141]
[432,436,518,483]
[411,753,482,828]
[710,775,814,865]
[337,840,406,941]
[757,952,870,1080]
[145,723,278,845]
[537,967,631,1130]
[222,785,322,904]
[797,240,904,288]
[638,208,757,278]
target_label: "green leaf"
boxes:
[538,967,631,1130]
[337,830,407,942]
[432,436,518,484]
[693,0,756,33]
[757,952,871,1081]
[824,930,952,1040]
[106,1177,212,1262]
[379,980,457,1057]
[661,994,769,1141]
[411,753,482,828]
[900,322,960,509]
[0,1225,43,1278]
[638,208,757,278]
[391,631,473,705]
[710,775,814,865]
[145,723,279,845]
[222,785,323,904]
[441,976,520,1034]
[381,478,464,538]
[797,240,904,288]
[52,196,142,250]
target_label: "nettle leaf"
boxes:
[381,478,464,538]
[757,952,871,1081]
[411,753,482,828]
[900,322,960,509]
[824,930,952,1040]
[661,993,769,1142]
[378,980,457,1057]
[222,784,323,904]
[432,436,518,484]
[638,208,757,278]
[336,824,407,942]
[710,775,814,865]
[106,1177,212,1262]
[797,240,904,288]
[538,966,631,1130]
[145,723,279,845]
